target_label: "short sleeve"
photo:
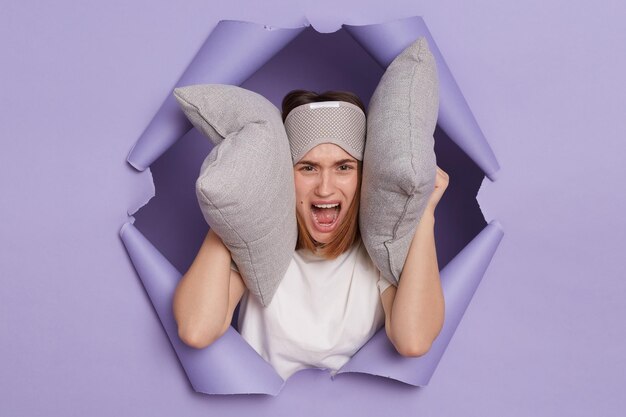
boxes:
[376,274,395,295]
[359,240,396,295]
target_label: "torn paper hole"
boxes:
[121,16,504,395]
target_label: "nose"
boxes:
[315,170,334,196]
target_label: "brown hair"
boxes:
[282,89,366,259]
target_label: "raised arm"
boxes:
[173,229,246,349]
[380,166,448,357]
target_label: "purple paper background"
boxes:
[1,1,625,416]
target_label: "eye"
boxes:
[300,165,315,172]
[338,164,354,171]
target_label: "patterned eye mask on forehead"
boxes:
[284,101,366,164]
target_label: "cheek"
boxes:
[338,175,359,199]
[293,176,310,216]
[294,184,305,203]
[294,175,315,200]
[294,195,309,222]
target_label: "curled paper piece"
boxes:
[120,221,285,395]
[123,15,505,395]
[345,16,501,181]
[127,20,305,171]
[337,220,504,384]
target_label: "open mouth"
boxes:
[310,203,341,232]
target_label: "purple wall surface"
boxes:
[1,1,625,416]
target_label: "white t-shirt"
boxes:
[233,238,394,380]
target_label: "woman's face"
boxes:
[294,143,359,244]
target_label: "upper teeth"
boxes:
[314,203,339,208]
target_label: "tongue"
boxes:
[313,207,338,224]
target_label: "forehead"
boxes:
[297,143,356,163]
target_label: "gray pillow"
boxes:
[360,37,439,285]
[173,84,296,307]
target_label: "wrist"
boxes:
[421,208,435,223]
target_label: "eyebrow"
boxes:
[296,159,357,167]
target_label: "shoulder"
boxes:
[355,239,375,269]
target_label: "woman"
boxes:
[173,89,448,380]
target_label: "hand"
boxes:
[424,166,449,214]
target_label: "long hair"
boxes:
[282,89,366,259]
